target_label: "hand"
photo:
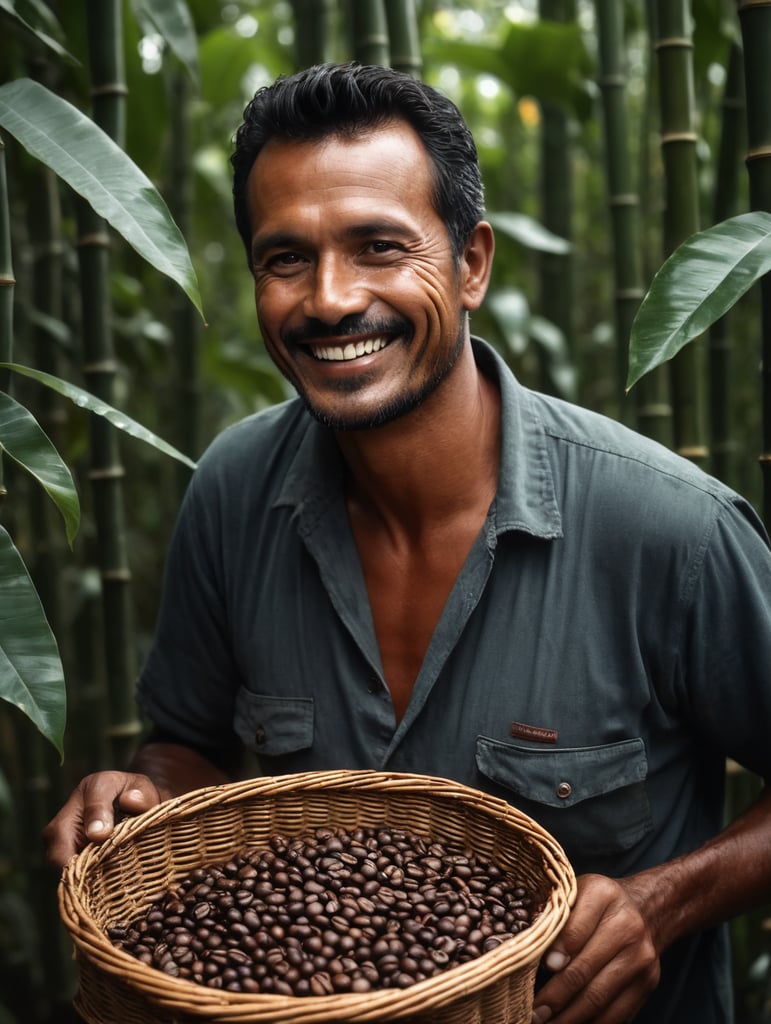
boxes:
[43,771,167,870]
[531,873,660,1024]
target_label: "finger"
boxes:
[82,774,160,839]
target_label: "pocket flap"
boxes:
[476,736,647,809]
[234,690,314,756]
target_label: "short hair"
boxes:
[231,62,485,266]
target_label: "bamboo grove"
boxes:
[0,2,770,1021]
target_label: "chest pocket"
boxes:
[234,690,314,757]
[475,736,652,859]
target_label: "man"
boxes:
[45,63,771,1024]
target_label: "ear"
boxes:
[460,221,495,312]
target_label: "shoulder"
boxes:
[191,398,310,488]
[529,389,768,547]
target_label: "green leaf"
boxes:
[0,525,65,760]
[131,0,200,90]
[627,212,771,391]
[0,78,204,320]
[488,211,571,254]
[0,391,80,546]
[0,0,78,63]
[0,363,197,470]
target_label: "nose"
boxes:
[302,252,368,324]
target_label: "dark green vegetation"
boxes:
[0,2,769,1021]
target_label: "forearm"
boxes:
[129,741,234,801]
[625,782,771,953]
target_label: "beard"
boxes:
[276,313,468,432]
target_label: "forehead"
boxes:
[245,121,438,234]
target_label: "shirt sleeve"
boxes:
[135,463,243,752]
[678,493,771,782]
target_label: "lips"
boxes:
[310,335,392,362]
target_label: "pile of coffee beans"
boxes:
[108,826,537,996]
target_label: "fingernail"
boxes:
[545,950,570,971]
[86,819,106,836]
[532,1007,552,1023]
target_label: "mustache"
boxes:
[281,315,411,347]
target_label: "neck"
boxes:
[336,340,501,539]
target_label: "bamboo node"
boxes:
[83,360,119,374]
[100,568,133,583]
[654,36,694,50]
[616,287,646,300]
[660,132,699,145]
[88,466,126,481]
[105,719,143,739]
[676,446,710,459]
[0,275,16,288]
[608,194,639,208]
[758,453,771,464]
[91,82,129,98]
[77,232,110,248]
[738,1,771,11]
[746,146,771,162]
[637,403,672,417]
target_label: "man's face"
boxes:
[245,120,474,431]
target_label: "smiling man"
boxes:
[45,63,771,1024]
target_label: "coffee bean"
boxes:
[110,825,538,996]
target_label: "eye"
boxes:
[262,251,308,276]
[367,240,403,256]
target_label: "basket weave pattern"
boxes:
[60,770,576,1024]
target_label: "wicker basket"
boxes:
[59,770,576,1024]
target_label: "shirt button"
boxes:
[255,726,266,744]
[556,781,572,799]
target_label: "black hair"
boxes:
[231,62,485,266]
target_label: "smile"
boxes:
[311,336,391,362]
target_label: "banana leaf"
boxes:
[627,212,771,390]
[0,391,79,546]
[0,362,197,470]
[0,78,204,319]
[0,525,65,760]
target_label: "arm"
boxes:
[532,783,771,1024]
[43,741,232,871]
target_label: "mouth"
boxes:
[310,335,393,362]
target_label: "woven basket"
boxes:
[59,769,576,1024]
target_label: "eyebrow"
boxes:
[251,219,417,264]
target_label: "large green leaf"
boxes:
[0,363,197,470]
[0,78,204,319]
[0,0,77,63]
[0,525,65,760]
[488,211,571,254]
[0,391,79,546]
[131,0,200,90]
[627,212,771,390]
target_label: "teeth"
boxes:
[313,336,390,361]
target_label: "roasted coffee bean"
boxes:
[110,825,539,996]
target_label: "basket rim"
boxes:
[60,769,577,1022]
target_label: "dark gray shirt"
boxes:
[138,339,771,1023]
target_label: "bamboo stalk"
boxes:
[593,0,646,419]
[652,0,708,467]
[537,0,575,394]
[352,0,390,67]
[168,69,199,504]
[384,0,422,77]
[737,0,771,527]
[77,0,140,768]
[709,40,745,488]
[290,0,337,66]
[0,132,13,447]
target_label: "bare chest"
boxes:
[352,523,482,723]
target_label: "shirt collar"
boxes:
[276,336,563,541]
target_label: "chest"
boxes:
[351,521,484,722]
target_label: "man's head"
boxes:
[231,61,485,266]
